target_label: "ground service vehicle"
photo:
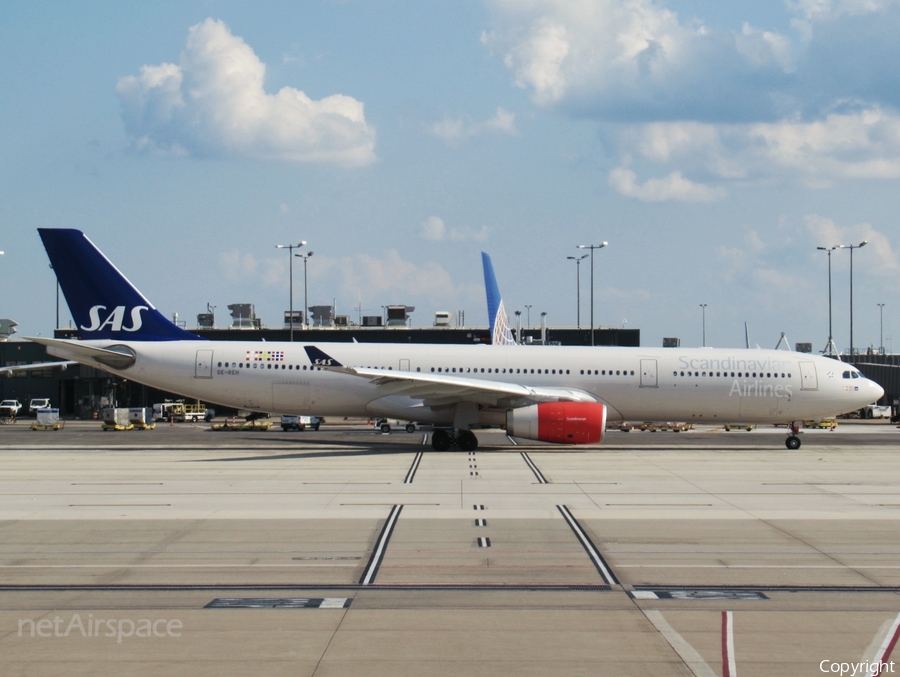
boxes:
[280,415,321,431]
[28,398,51,416]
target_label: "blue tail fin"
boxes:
[481,252,515,346]
[38,229,201,341]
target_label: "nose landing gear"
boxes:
[785,423,802,450]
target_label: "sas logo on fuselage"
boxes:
[80,305,148,333]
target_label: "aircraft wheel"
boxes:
[458,430,478,452]
[785,435,801,450]
[432,429,451,451]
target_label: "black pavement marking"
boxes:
[557,504,619,586]
[521,452,548,483]
[403,452,423,484]
[0,583,610,592]
[359,504,403,586]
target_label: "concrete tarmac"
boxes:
[1,419,899,676]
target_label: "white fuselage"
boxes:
[61,341,881,426]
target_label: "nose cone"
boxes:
[871,379,885,401]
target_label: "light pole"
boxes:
[295,251,314,327]
[524,305,532,328]
[878,303,885,355]
[275,241,307,341]
[699,304,707,347]
[840,240,867,357]
[567,254,588,329]
[817,245,839,356]
[514,310,522,344]
[576,242,608,346]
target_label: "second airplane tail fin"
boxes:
[481,252,515,346]
[38,229,201,341]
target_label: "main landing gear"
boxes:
[785,423,802,450]
[431,429,479,452]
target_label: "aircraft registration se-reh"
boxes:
[31,228,882,451]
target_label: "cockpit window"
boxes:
[851,371,859,379]
[843,371,851,379]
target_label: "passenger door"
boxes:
[799,361,818,391]
[194,349,213,379]
[640,359,658,388]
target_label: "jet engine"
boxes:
[506,402,607,444]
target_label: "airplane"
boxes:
[29,228,883,452]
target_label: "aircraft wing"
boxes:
[329,365,599,409]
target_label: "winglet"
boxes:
[38,229,201,342]
[481,252,515,346]
[304,346,344,367]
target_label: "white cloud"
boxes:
[116,18,376,166]
[427,107,519,146]
[789,0,898,21]
[421,216,446,241]
[735,22,796,72]
[419,216,488,242]
[482,0,794,121]
[333,250,459,300]
[804,214,900,276]
[608,167,724,202]
[611,105,900,193]
[484,1,900,192]
[219,250,284,287]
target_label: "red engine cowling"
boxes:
[506,402,607,445]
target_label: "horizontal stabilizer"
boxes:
[0,359,76,375]
[27,337,136,370]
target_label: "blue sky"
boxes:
[2,0,899,352]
